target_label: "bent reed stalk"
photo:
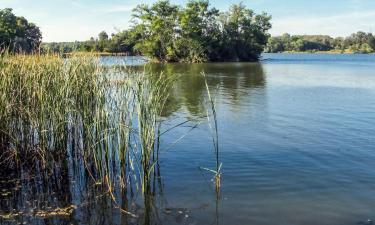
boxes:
[0,53,172,199]
[200,72,222,192]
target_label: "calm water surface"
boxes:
[1,53,375,225]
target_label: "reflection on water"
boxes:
[140,63,266,117]
[2,54,375,225]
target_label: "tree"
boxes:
[265,37,284,53]
[178,0,220,61]
[107,28,142,54]
[98,31,109,42]
[131,1,271,62]
[42,1,273,61]
[219,3,272,61]
[132,1,179,62]
[369,35,375,50]
[359,43,373,53]
[266,32,375,53]
[0,8,42,53]
[97,31,109,51]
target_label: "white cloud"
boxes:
[271,10,375,37]
[97,5,135,13]
[65,1,136,14]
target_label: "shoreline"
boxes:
[264,51,375,55]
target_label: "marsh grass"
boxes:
[0,53,104,169]
[0,53,172,201]
[0,53,221,221]
[133,71,174,193]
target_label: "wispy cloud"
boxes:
[3,0,375,41]
[67,1,136,14]
[271,10,375,36]
[97,4,135,13]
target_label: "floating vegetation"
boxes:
[34,205,77,218]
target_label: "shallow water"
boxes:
[1,53,375,225]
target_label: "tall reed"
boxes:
[0,53,172,198]
[133,72,174,193]
[0,53,105,170]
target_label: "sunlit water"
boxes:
[1,53,375,225]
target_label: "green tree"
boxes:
[98,31,109,42]
[265,37,284,52]
[368,35,375,50]
[178,0,220,61]
[132,1,179,62]
[41,1,274,60]
[219,3,272,61]
[108,28,142,54]
[0,8,42,53]
[97,31,109,51]
[266,32,375,53]
[359,43,373,53]
[131,1,271,62]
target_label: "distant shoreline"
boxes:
[63,52,137,56]
[264,51,375,55]
[62,51,375,57]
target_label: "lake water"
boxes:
[1,53,375,225]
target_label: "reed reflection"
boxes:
[1,57,266,225]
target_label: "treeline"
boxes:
[42,30,140,55]
[0,8,42,53]
[266,32,375,53]
[42,0,272,62]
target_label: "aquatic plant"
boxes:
[0,53,222,222]
[200,72,222,192]
[0,53,171,198]
[133,71,174,193]
[0,53,103,170]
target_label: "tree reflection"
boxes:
[125,62,266,117]
[145,62,266,117]
[0,62,266,225]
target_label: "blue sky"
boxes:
[1,0,375,42]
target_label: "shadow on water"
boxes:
[0,59,267,225]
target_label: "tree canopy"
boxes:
[43,0,272,63]
[131,0,272,62]
[265,32,375,54]
[0,8,42,53]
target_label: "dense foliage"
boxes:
[0,8,42,53]
[43,0,272,62]
[266,32,375,53]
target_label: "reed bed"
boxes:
[0,53,221,221]
[0,53,172,198]
[0,54,104,170]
